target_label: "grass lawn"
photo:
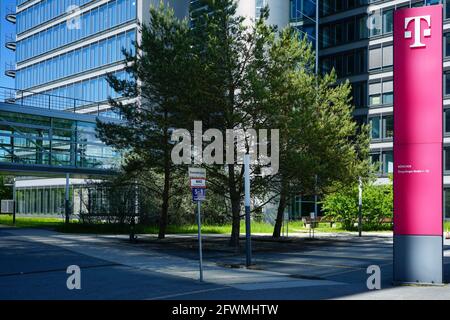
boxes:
[0,215,393,235]
[0,215,64,228]
[444,221,450,232]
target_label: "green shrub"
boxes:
[322,181,393,231]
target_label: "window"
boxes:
[369,80,393,106]
[119,32,127,57]
[94,42,100,68]
[351,81,367,108]
[383,115,393,139]
[109,1,115,28]
[82,47,88,72]
[111,35,117,62]
[383,151,393,174]
[445,109,450,135]
[369,47,382,70]
[369,12,381,37]
[445,72,450,96]
[106,37,114,64]
[446,0,450,19]
[446,33,450,57]
[100,4,107,32]
[382,81,393,104]
[445,189,450,219]
[445,147,450,172]
[92,8,98,34]
[119,0,126,23]
[382,10,393,33]
[82,81,89,100]
[370,153,381,173]
[369,82,381,105]
[382,45,393,67]
[99,40,106,66]
[370,117,381,139]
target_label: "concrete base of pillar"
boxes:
[394,235,443,285]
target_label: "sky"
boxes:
[0,0,16,89]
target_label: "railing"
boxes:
[0,86,122,119]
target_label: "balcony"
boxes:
[5,34,16,51]
[4,63,16,78]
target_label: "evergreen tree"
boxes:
[97,3,193,239]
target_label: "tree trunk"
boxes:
[273,182,288,238]
[158,141,171,239]
[229,191,241,247]
[228,164,241,247]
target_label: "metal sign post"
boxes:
[244,154,252,267]
[196,199,203,282]
[358,177,363,237]
[189,168,207,282]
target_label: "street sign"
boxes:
[190,178,206,188]
[188,167,207,282]
[189,167,206,179]
[192,188,206,202]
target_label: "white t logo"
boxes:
[404,15,431,48]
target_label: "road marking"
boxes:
[323,262,393,278]
[147,286,229,300]
[230,279,345,291]
[0,263,120,277]
[261,259,364,270]
[277,251,391,261]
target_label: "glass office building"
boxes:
[4,0,189,216]
[190,0,450,219]
[287,0,450,219]
[10,0,138,116]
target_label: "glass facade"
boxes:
[17,0,93,34]
[321,15,367,49]
[289,195,322,219]
[290,0,316,22]
[16,30,135,90]
[290,0,317,47]
[16,0,136,62]
[370,150,393,175]
[16,186,67,215]
[369,115,393,140]
[321,0,369,17]
[0,110,120,169]
[15,0,138,107]
[41,70,130,105]
[15,183,142,216]
[255,0,267,18]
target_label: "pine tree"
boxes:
[97,3,193,239]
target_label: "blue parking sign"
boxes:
[192,188,206,202]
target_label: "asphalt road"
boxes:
[1,227,450,300]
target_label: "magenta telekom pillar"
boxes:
[394,5,443,284]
